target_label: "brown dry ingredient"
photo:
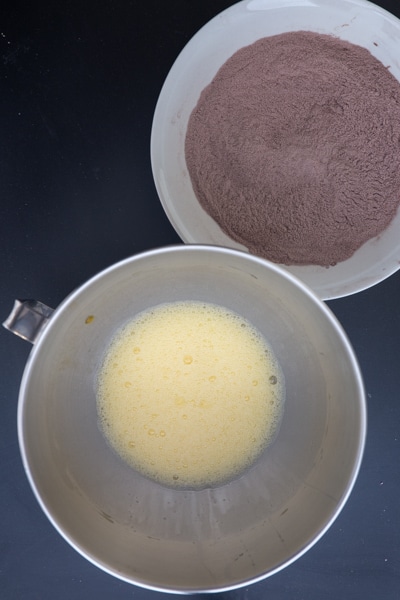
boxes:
[185,31,400,266]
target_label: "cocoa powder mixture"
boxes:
[185,31,400,266]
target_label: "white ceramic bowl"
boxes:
[151,0,400,300]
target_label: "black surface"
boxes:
[1,1,399,598]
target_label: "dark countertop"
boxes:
[1,1,399,598]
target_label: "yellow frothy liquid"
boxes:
[97,301,284,488]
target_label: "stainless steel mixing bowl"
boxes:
[5,245,366,593]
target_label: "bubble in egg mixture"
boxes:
[96,301,285,488]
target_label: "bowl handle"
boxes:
[2,299,54,344]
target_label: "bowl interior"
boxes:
[18,246,365,592]
[151,0,400,300]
